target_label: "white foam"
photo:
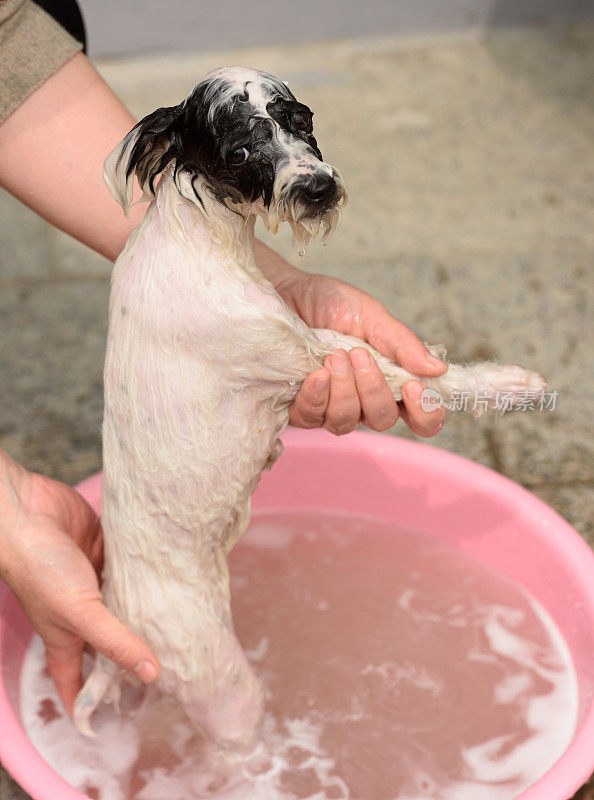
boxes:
[20,638,139,800]
[241,521,297,549]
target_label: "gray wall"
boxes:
[78,0,594,58]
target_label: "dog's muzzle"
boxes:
[290,171,341,215]
[276,163,346,223]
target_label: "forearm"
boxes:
[0,53,139,261]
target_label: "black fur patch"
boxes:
[122,72,324,209]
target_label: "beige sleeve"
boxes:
[0,0,83,124]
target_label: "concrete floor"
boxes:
[1,22,593,800]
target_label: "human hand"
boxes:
[275,270,448,437]
[0,451,159,714]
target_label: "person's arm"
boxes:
[0,51,447,438]
[0,52,138,259]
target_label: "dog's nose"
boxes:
[298,173,337,208]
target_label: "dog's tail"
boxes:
[73,654,122,737]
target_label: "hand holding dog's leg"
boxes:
[310,329,546,418]
[282,271,448,435]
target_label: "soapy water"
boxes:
[20,511,578,800]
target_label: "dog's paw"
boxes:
[479,364,547,412]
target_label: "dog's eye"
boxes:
[227,147,250,165]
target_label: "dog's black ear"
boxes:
[104,105,184,216]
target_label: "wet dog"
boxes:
[74,66,546,746]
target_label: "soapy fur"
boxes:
[74,67,546,745]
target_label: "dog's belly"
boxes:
[102,387,288,563]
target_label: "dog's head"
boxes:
[105,66,347,250]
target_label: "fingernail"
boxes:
[431,421,445,435]
[314,374,329,392]
[350,349,371,371]
[329,354,348,375]
[135,660,158,683]
[404,381,424,402]
[425,353,444,369]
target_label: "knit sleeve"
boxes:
[0,0,83,124]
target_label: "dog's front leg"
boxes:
[312,329,547,416]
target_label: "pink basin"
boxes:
[1,428,594,799]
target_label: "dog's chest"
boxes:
[110,262,297,401]
[104,223,302,520]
